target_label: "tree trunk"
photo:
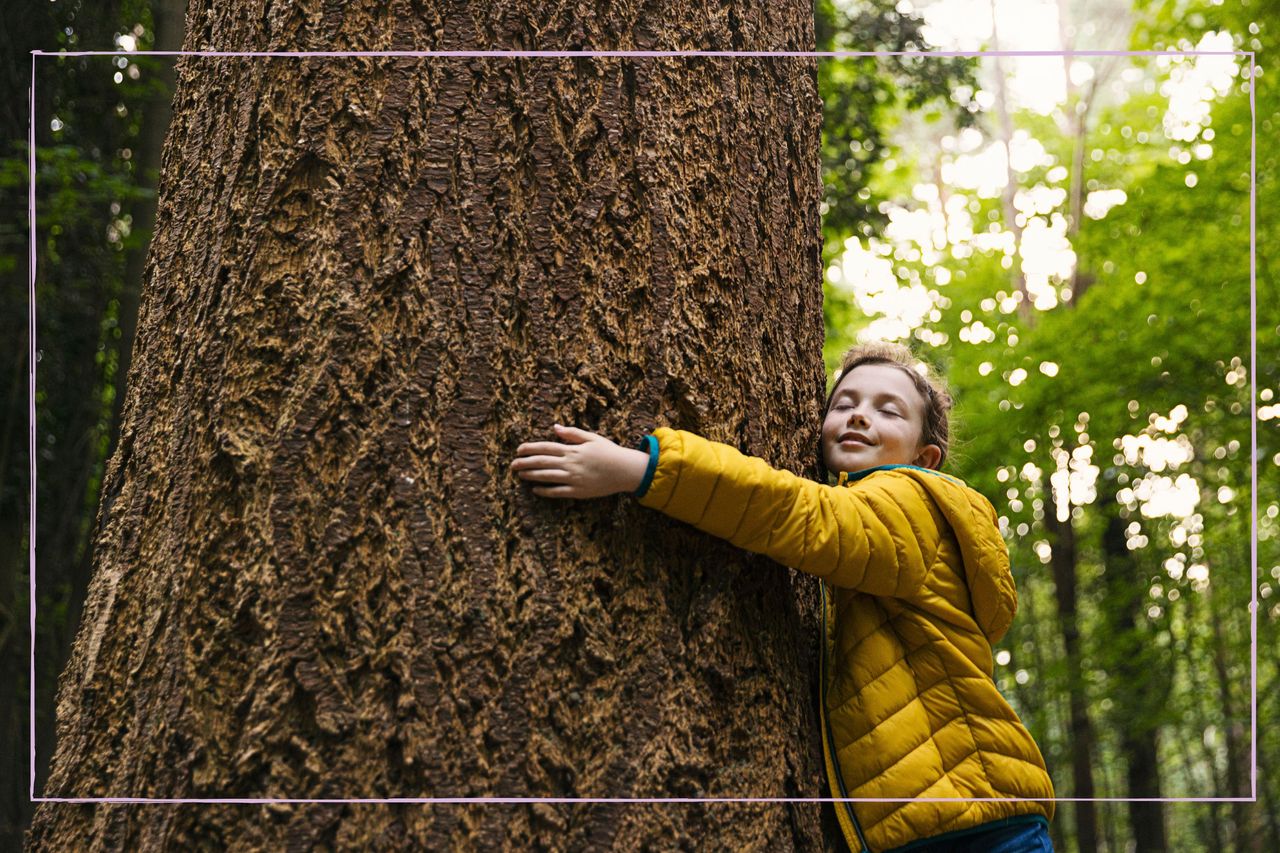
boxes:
[985,2,1031,323]
[28,3,828,850]
[1177,586,1227,853]
[1098,488,1168,853]
[10,0,128,842]
[1208,559,1254,852]
[1043,469,1099,853]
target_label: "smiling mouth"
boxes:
[838,436,873,447]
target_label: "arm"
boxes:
[512,426,937,597]
[509,424,654,499]
[635,428,936,596]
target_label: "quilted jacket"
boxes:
[635,428,1054,852]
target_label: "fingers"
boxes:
[511,425,600,501]
[510,454,568,471]
[513,427,597,457]
[531,484,577,498]
[514,441,568,458]
[514,467,572,484]
[553,424,598,443]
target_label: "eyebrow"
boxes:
[832,389,911,408]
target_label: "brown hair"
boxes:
[819,341,954,476]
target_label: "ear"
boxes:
[913,443,943,470]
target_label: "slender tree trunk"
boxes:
[1043,468,1099,853]
[1208,562,1254,852]
[28,2,828,850]
[1178,586,1227,853]
[1,2,63,845]
[13,0,128,841]
[1099,488,1168,853]
[986,0,1030,323]
[1260,664,1280,853]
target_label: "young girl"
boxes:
[509,341,1056,853]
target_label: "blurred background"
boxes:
[3,0,1275,849]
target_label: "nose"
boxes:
[845,405,870,428]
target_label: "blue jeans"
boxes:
[903,820,1055,853]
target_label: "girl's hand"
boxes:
[510,424,650,499]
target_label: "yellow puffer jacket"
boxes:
[636,428,1055,852]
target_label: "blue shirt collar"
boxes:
[835,464,959,486]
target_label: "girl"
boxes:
[509,341,1056,853]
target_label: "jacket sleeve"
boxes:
[635,427,937,597]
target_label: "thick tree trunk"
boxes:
[28,2,828,850]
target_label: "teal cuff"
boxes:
[633,434,659,497]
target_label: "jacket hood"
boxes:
[846,465,1017,644]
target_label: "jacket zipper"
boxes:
[819,581,873,853]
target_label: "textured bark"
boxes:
[28,1,828,850]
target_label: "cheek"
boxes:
[901,422,927,449]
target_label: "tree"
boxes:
[2,0,162,844]
[29,3,833,848]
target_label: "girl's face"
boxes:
[821,363,942,475]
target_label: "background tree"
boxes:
[1,0,166,845]
[814,0,977,372]
[26,1,837,849]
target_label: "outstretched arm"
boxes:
[511,425,937,597]
[509,424,651,499]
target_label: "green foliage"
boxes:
[819,0,1277,845]
[816,0,977,266]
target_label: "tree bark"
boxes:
[28,2,828,850]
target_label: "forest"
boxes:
[2,0,1275,850]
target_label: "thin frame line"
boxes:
[30,796,1262,804]
[33,48,1248,58]
[27,47,1259,807]
[28,49,38,805]
[1249,53,1258,803]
